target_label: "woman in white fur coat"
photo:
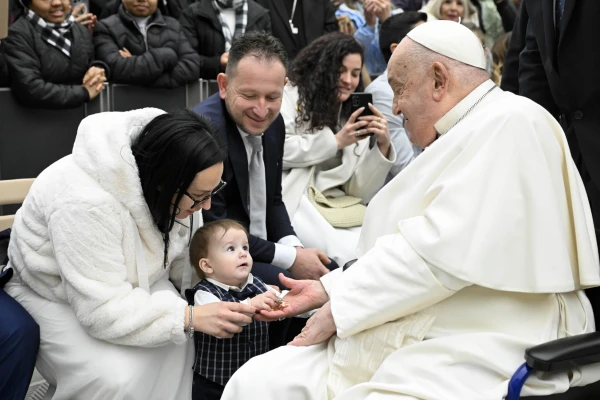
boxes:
[281,33,396,266]
[4,108,257,399]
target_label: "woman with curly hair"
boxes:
[280,32,396,266]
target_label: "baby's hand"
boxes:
[249,291,278,311]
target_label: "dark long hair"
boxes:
[289,32,364,132]
[131,109,227,267]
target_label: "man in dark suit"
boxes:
[193,32,337,289]
[255,0,339,62]
[502,0,600,322]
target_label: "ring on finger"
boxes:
[377,117,381,124]
[354,130,361,136]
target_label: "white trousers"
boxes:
[7,280,194,400]
[292,195,361,267]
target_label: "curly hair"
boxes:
[289,32,364,132]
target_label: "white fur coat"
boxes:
[8,108,196,347]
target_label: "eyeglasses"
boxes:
[184,180,227,208]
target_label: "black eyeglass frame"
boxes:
[184,180,227,208]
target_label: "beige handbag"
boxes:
[307,167,366,228]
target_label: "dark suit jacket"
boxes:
[193,94,297,264]
[256,0,338,61]
[503,0,600,191]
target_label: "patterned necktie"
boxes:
[555,0,565,36]
[246,135,267,239]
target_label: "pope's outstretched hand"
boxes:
[255,273,329,321]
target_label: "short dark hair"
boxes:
[189,219,248,279]
[226,31,288,76]
[379,12,428,63]
[131,109,227,267]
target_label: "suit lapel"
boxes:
[541,0,557,64]
[262,124,277,205]
[558,0,575,47]
[223,110,251,215]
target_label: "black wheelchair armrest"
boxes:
[525,332,600,372]
[343,259,357,271]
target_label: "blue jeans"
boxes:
[0,288,40,400]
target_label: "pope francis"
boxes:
[220,21,600,399]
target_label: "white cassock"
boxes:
[222,80,600,400]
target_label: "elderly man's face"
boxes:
[387,40,439,148]
[218,57,287,136]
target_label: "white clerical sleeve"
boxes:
[330,232,470,338]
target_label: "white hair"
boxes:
[422,0,479,26]
[405,40,489,88]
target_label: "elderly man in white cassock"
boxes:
[221,20,600,400]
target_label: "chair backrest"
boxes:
[0,178,35,230]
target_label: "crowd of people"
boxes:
[0,0,517,109]
[3,0,600,400]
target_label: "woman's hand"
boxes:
[358,103,391,157]
[249,291,278,311]
[335,106,370,150]
[191,302,256,338]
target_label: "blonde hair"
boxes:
[491,32,511,85]
[423,0,479,26]
[189,219,248,280]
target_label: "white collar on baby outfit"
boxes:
[206,273,255,291]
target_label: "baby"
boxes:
[187,219,286,400]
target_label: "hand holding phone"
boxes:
[349,93,374,137]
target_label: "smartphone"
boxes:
[349,93,374,137]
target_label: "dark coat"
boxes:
[4,17,107,109]
[93,5,200,88]
[193,94,297,265]
[504,0,600,194]
[256,0,338,61]
[179,0,271,79]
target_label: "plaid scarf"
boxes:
[212,0,248,51]
[25,9,75,58]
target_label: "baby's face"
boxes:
[205,228,252,287]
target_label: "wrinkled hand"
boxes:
[256,273,329,321]
[119,47,132,58]
[192,302,257,338]
[220,52,229,68]
[337,15,355,35]
[289,247,331,280]
[249,291,279,311]
[289,301,336,346]
[358,103,391,157]
[335,106,370,150]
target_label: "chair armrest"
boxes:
[525,332,600,372]
[343,259,357,271]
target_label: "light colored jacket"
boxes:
[8,108,194,347]
[280,84,396,219]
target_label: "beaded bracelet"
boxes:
[187,306,195,339]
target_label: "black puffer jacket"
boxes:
[4,17,108,109]
[94,5,200,88]
[179,0,271,79]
